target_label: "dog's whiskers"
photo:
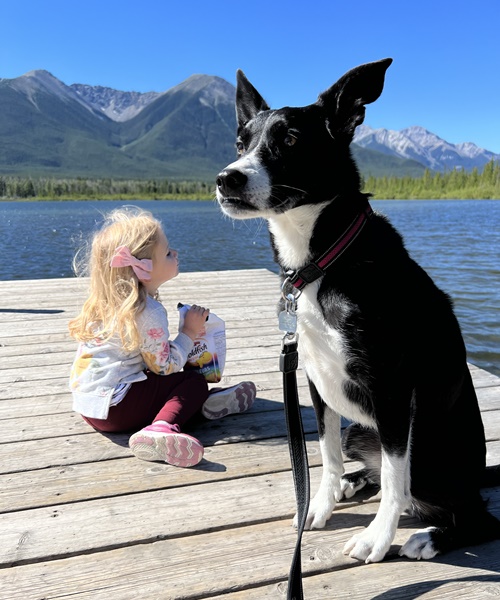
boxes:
[273,184,309,195]
[268,195,290,210]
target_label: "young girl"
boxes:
[69,207,256,468]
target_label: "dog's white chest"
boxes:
[268,206,373,426]
[296,284,374,427]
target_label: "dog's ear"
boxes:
[317,58,392,140]
[236,70,270,128]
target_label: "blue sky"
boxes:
[2,0,500,152]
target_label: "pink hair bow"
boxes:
[110,245,153,282]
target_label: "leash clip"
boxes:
[279,292,299,370]
[279,289,299,346]
[281,276,302,302]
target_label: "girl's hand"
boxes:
[181,305,210,340]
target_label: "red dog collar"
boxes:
[286,204,373,291]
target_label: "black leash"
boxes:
[279,291,310,600]
[277,202,373,597]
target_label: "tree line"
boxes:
[0,177,216,200]
[1,161,499,200]
[363,160,500,199]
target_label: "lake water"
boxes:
[0,199,499,376]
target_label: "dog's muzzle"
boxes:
[216,159,271,216]
[216,168,248,197]
[216,168,257,215]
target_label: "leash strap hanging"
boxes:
[279,292,310,600]
[277,202,372,597]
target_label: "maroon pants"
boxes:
[82,370,209,434]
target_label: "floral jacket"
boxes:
[70,296,193,419]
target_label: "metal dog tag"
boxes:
[279,310,297,334]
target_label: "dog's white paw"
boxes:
[340,475,367,499]
[400,527,439,560]
[293,502,332,530]
[293,486,340,530]
[343,524,393,563]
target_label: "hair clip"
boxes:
[110,245,153,282]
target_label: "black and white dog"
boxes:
[216,59,500,563]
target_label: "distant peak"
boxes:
[7,69,100,116]
[402,125,432,134]
[400,125,445,141]
[162,74,235,110]
[4,69,63,96]
[171,73,233,93]
[24,69,57,79]
[21,70,67,90]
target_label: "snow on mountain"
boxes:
[69,75,235,122]
[354,124,500,172]
[70,83,162,122]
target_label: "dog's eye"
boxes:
[236,141,245,155]
[284,134,297,147]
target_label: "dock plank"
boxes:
[2,495,500,600]
[0,269,499,599]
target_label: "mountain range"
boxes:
[1,70,498,180]
[353,125,499,172]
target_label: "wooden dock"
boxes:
[1,268,499,599]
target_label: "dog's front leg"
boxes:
[343,443,411,563]
[295,380,344,530]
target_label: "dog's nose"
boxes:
[216,169,248,195]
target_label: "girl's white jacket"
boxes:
[69,296,193,419]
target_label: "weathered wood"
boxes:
[2,497,499,599]
[0,434,323,512]
[3,471,498,569]
[0,269,499,600]
[3,436,500,514]
[1,467,325,567]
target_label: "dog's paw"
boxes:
[340,474,368,499]
[343,525,393,563]
[293,504,332,530]
[400,527,439,560]
[293,488,338,530]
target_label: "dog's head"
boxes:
[216,58,392,219]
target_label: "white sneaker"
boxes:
[202,381,256,420]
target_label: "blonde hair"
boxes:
[69,206,162,351]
